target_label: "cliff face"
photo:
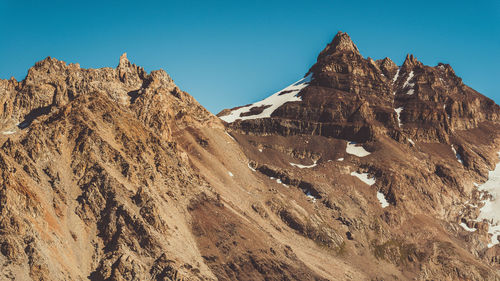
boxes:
[0,53,346,281]
[222,32,499,144]
[0,32,499,281]
[219,32,500,280]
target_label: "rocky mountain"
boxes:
[0,32,499,280]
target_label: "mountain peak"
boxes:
[331,31,359,53]
[379,57,397,69]
[118,52,130,68]
[402,53,422,69]
[317,31,360,60]
[2,34,500,281]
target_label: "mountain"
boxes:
[218,31,500,280]
[0,32,499,281]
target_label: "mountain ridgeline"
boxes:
[1,32,500,280]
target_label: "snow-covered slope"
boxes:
[477,152,500,247]
[219,74,312,123]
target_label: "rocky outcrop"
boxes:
[1,31,500,281]
[0,55,330,280]
[221,31,500,144]
[219,31,500,280]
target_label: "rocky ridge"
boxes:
[0,31,499,281]
[219,31,500,280]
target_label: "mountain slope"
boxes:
[219,32,500,280]
[0,53,364,280]
[0,32,499,281]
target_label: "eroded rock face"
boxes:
[222,32,499,144]
[0,54,221,280]
[219,31,500,280]
[1,31,500,281]
[0,53,367,281]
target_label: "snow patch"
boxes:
[290,159,317,169]
[403,71,415,88]
[350,171,376,186]
[225,132,236,141]
[392,68,400,83]
[451,145,464,165]
[408,139,415,146]
[394,107,403,127]
[2,130,15,135]
[406,89,414,95]
[377,191,389,208]
[258,148,263,153]
[219,74,312,123]
[228,172,234,177]
[276,178,288,187]
[305,190,318,202]
[460,222,477,232]
[337,158,344,161]
[476,152,500,247]
[346,142,371,157]
[248,163,256,172]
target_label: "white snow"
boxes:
[408,139,415,146]
[451,145,464,165]
[269,176,288,187]
[290,159,317,169]
[219,74,312,123]
[460,222,477,232]
[403,71,415,88]
[392,68,400,83]
[402,71,415,95]
[350,171,376,186]
[476,152,500,247]
[276,178,288,187]
[377,191,389,208]
[225,132,236,141]
[305,190,317,202]
[228,171,234,177]
[248,163,256,172]
[394,107,403,127]
[258,148,263,153]
[346,142,371,157]
[2,130,15,135]
[337,158,344,161]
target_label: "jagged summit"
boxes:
[1,32,500,281]
[379,57,397,68]
[402,53,422,69]
[220,31,499,143]
[317,31,361,60]
[118,52,129,67]
[215,31,500,281]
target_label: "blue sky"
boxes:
[1,0,499,113]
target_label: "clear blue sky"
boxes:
[1,0,499,113]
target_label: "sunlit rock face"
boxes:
[0,31,500,281]
[219,31,500,280]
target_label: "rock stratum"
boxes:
[1,32,500,280]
